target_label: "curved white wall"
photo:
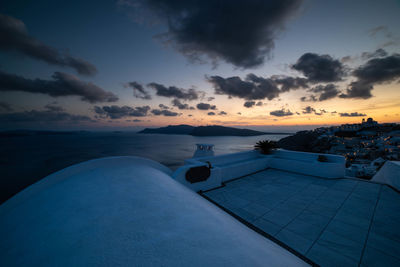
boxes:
[0,156,308,267]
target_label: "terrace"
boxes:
[202,169,400,266]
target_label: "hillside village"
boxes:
[278,118,400,179]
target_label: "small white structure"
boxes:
[372,161,400,191]
[193,143,214,158]
[0,156,308,267]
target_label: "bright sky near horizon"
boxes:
[0,0,399,131]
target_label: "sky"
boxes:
[0,0,399,132]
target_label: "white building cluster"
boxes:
[313,118,400,179]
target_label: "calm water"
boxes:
[0,132,288,203]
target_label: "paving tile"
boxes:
[307,243,358,267]
[241,202,271,218]
[373,208,400,228]
[229,206,259,222]
[275,228,314,254]
[253,218,282,236]
[366,232,400,260]
[354,182,381,194]
[310,178,337,187]
[261,208,300,227]
[352,190,380,202]
[333,209,371,229]
[340,203,375,220]
[296,210,331,228]
[203,190,225,202]
[221,198,250,211]
[306,202,338,217]
[301,184,328,197]
[376,198,400,213]
[322,188,351,199]
[254,197,283,210]
[325,219,369,244]
[331,179,358,191]
[276,201,308,211]
[361,245,400,267]
[238,191,266,202]
[380,186,400,201]
[285,218,325,241]
[204,169,400,267]
[370,218,400,243]
[317,230,364,262]
[289,194,318,204]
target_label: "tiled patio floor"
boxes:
[203,169,400,267]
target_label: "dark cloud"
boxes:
[124,0,303,68]
[218,111,227,115]
[271,75,308,92]
[126,82,151,100]
[340,81,373,99]
[361,48,388,60]
[0,109,92,123]
[147,82,200,100]
[197,102,216,110]
[352,54,400,84]
[208,74,280,100]
[208,74,308,101]
[340,112,367,117]
[308,84,340,101]
[314,109,327,116]
[171,98,194,110]
[94,105,150,119]
[301,106,327,115]
[302,106,315,114]
[270,108,293,117]
[0,14,97,76]
[341,54,400,99]
[244,101,256,108]
[292,53,345,82]
[207,112,216,116]
[158,103,170,109]
[0,71,118,103]
[243,100,263,108]
[300,95,317,102]
[151,109,179,116]
[0,101,13,112]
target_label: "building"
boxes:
[1,148,400,266]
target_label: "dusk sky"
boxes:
[1,0,399,131]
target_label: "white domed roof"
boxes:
[0,156,308,266]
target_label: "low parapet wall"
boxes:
[269,150,346,179]
[173,149,346,191]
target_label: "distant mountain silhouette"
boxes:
[139,125,195,135]
[139,125,289,136]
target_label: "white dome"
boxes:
[0,156,307,266]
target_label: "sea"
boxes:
[0,132,289,204]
